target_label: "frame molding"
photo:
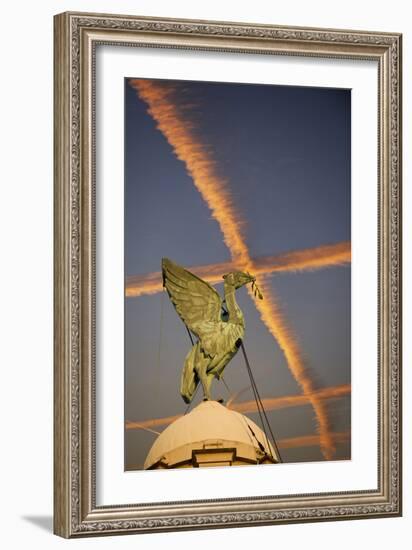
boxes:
[54,11,402,538]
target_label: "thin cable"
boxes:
[184,384,199,415]
[244,344,282,462]
[245,350,279,461]
[221,376,231,395]
[186,326,194,345]
[154,291,165,404]
[241,345,273,459]
[240,341,283,463]
[248,368,276,461]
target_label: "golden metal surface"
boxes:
[162,258,260,402]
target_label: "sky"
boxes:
[124,77,351,470]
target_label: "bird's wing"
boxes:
[162,258,222,351]
[199,320,242,360]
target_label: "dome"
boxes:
[144,400,280,469]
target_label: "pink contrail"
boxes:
[228,383,350,414]
[125,383,350,431]
[248,277,335,458]
[129,79,249,264]
[278,430,349,450]
[126,241,351,297]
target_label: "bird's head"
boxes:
[223,271,263,299]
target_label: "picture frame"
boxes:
[53,11,402,538]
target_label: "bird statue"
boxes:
[161,257,263,404]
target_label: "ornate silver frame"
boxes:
[53,11,402,538]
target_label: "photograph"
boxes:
[124,77,352,471]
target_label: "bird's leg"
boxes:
[194,351,212,401]
[201,373,214,401]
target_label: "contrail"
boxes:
[255,241,350,273]
[129,80,250,263]
[228,383,350,414]
[126,413,182,431]
[226,385,252,408]
[126,241,351,297]
[278,430,349,450]
[125,423,161,436]
[249,277,336,458]
[125,383,350,430]
[130,79,337,459]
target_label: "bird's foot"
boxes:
[217,398,224,404]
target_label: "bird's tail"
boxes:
[180,343,200,404]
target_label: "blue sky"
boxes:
[124,77,351,469]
